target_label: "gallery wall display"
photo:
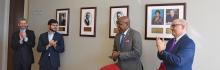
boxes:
[80,7,97,37]
[56,8,70,36]
[109,6,129,38]
[145,3,186,40]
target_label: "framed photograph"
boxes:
[56,8,70,36]
[109,6,129,38]
[80,7,96,37]
[145,3,186,40]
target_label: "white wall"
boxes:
[28,0,220,70]
[0,0,10,70]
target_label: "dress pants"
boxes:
[14,61,31,70]
[39,56,58,70]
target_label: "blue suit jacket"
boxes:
[158,34,195,70]
[37,32,64,67]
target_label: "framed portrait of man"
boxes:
[145,3,186,40]
[80,7,96,37]
[56,8,70,36]
[109,6,129,38]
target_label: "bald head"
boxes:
[116,16,130,33]
[117,16,130,26]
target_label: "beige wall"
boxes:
[0,0,4,68]
[0,0,10,70]
[26,0,220,70]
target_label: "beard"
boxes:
[50,28,57,32]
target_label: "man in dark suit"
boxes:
[37,19,64,70]
[110,16,143,70]
[156,19,195,70]
[11,18,35,70]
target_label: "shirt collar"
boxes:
[48,30,55,34]
[176,32,186,43]
[122,28,129,36]
[20,29,26,32]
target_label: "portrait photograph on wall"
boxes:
[80,7,96,37]
[145,3,186,40]
[56,8,70,36]
[109,6,129,38]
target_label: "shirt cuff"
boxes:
[24,37,28,42]
[19,40,23,44]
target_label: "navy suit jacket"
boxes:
[37,32,64,67]
[158,34,195,70]
[11,29,35,65]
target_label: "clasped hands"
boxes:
[47,40,57,49]
[19,32,27,40]
[109,51,120,61]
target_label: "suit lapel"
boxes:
[172,34,187,52]
[115,33,121,50]
[44,32,49,44]
[53,32,58,41]
[125,29,131,38]
[25,30,30,38]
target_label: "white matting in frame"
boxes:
[109,6,129,38]
[56,8,69,36]
[80,7,96,37]
[145,3,186,40]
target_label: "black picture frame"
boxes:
[145,3,186,40]
[80,7,97,37]
[109,6,129,38]
[56,8,70,36]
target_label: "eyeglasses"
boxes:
[171,24,182,27]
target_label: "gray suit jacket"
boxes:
[113,28,143,70]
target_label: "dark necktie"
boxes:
[120,34,125,50]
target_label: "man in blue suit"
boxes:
[156,19,195,70]
[37,19,64,70]
[12,18,35,70]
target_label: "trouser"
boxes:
[39,56,58,70]
[14,62,31,70]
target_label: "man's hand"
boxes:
[156,37,166,53]
[49,40,57,48]
[52,41,57,48]
[109,51,120,61]
[112,51,120,58]
[47,40,57,49]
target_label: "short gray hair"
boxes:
[172,19,187,28]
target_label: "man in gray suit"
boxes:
[110,16,143,70]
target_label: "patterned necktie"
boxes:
[168,38,176,52]
[120,34,125,49]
